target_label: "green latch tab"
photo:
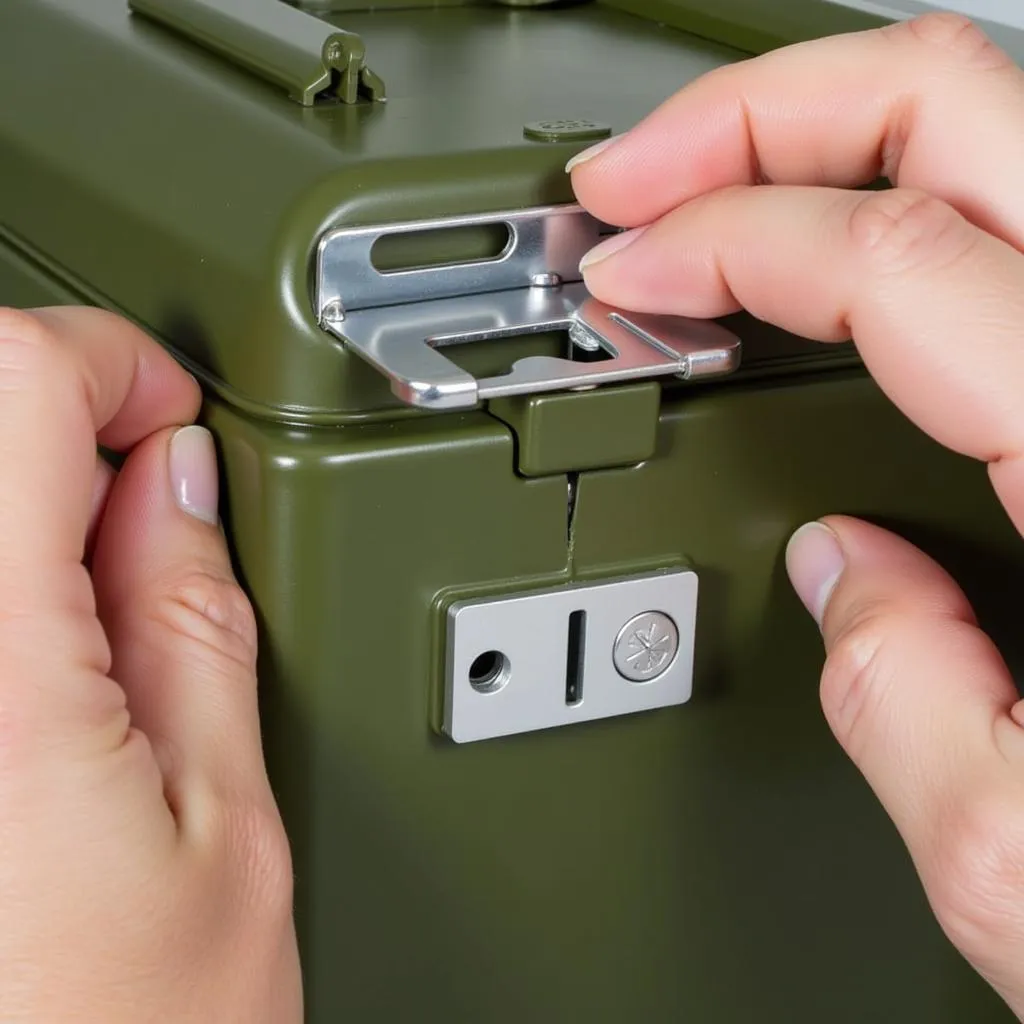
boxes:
[489,383,662,477]
[128,0,386,105]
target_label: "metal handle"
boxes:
[128,0,385,105]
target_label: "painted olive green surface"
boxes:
[198,371,1019,1023]
[3,0,1022,1021]
[601,0,889,54]
[489,383,661,476]
[601,0,1024,72]
[127,0,386,106]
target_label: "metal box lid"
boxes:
[1,0,876,423]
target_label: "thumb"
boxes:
[786,516,1024,1012]
[90,425,269,815]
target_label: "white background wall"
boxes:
[836,0,1024,31]
[937,0,1024,29]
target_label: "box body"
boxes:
[2,1,1021,1019]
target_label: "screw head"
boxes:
[530,272,562,288]
[613,612,679,682]
[321,299,345,323]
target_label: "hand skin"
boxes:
[570,12,1024,1020]
[0,307,301,1021]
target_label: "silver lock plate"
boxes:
[443,570,698,743]
[315,206,742,410]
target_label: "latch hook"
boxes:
[315,206,741,410]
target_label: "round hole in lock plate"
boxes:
[468,650,510,694]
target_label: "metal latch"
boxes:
[315,206,742,411]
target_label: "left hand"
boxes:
[0,306,302,1022]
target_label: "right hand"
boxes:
[569,13,1024,1019]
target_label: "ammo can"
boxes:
[2,1,1022,1020]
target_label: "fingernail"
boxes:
[579,226,647,273]
[169,426,219,525]
[785,522,845,627]
[565,134,621,173]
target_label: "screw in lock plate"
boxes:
[613,612,679,682]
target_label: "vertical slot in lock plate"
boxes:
[444,570,698,743]
[315,206,742,410]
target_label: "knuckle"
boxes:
[0,308,59,373]
[714,182,754,203]
[156,571,259,671]
[819,610,893,760]
[928,787,1024,956]
[901,13,1010,72]
[0,307,48,344]
[0,309,91,410]
[221,797,295,921]
[847,189,977,277]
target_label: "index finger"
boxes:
[570,14,1024,249]
[578,183,1024,535]
[0,306,200,568]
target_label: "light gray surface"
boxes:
[833,0,1024,56]
[836,0,1024,26]
[932,0,1024,28]
[444,570,698,743]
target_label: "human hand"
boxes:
[0,307,301,1021]
[570,12,1024,1019]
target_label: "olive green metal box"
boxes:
[2,0,1021,1019]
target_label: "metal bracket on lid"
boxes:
[314,205,742,410]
